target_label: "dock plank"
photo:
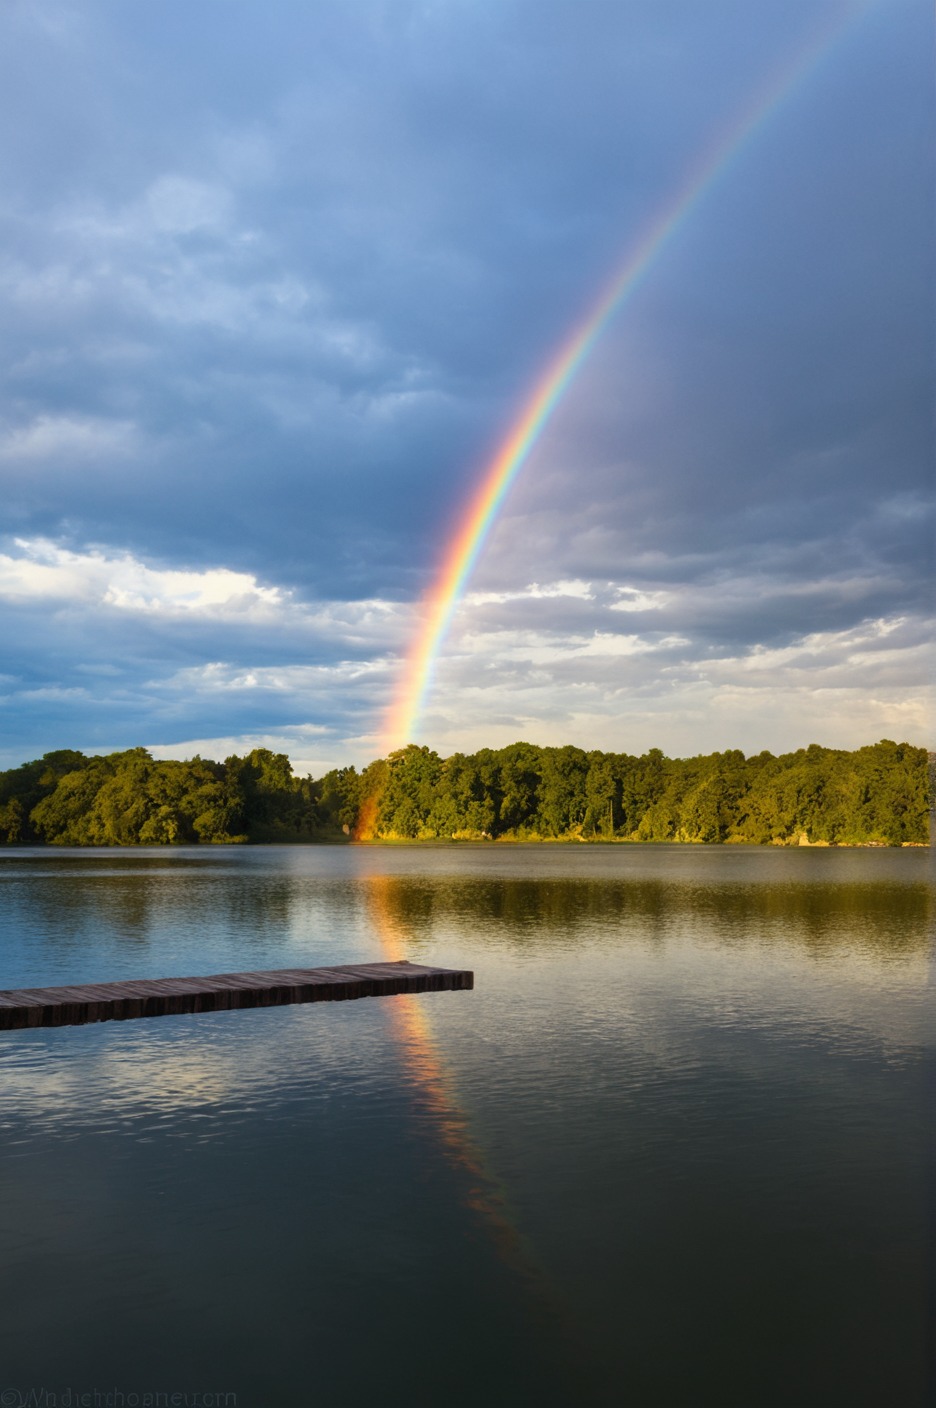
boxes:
[0,961,473,1031]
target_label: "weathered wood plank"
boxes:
[0,961,474,1031]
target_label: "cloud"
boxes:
[0,538,284,615]
[0,537,412,639]
[610,587,670,612]
[416,597,933,759]
[0,536,407,768]
[142,175,232,235]
[0,534,930,772]
[0,1,931,768]
[149,726,335,780]
[464,579,595,606]
[0,415,137,462]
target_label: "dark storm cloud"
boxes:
[0,0,931,765]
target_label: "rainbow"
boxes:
[381,3,872,755]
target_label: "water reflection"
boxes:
[364,874,571,1325]
[3,846,928,985]
[0,846,931,1407]
[361,867,932,963]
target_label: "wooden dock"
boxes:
[0,960,474,1031]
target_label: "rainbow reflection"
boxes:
[362,872,574,1325]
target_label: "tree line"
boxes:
[0,747,320,846]
[0,739,929,846]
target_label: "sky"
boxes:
[1,0,932,775]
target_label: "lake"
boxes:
[0,844,932,1408]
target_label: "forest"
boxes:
[0,739,930,846]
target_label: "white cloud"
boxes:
[454,624,687,665]
[700,616,931,687]
[143,175,232,235]
[148,725,333,776]
[19,685,89,701]
[415,607,934,760]
[158,658,393,695]
[0,538,406,636]
[62,175,235,245]
[464,578,594,606]
[609,586,669,612]
[43,173,412,373]
[0,538,285,616]
[0,415,137,462]
[0,530,929,779]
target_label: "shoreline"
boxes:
[1,836,929,850]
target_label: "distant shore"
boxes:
[1,740,930,848]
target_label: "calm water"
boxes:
[0,844,932,1408]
